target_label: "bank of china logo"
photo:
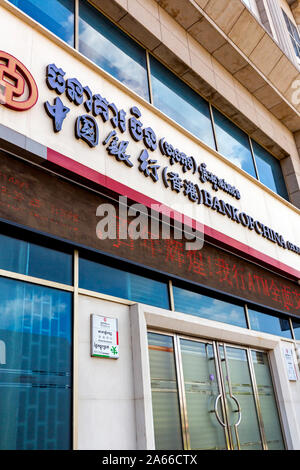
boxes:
[0,51,38,111]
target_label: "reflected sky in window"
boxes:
[0,233,73,285]
[79,256,169,309]
[252,141,289,200]
[212,107,257,177]
[9,0,74,46]
[78,0,149,101]
[173,286,247,328]
[248,308,292,338]
[150,56,216,149]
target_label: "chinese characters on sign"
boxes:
[43,63,300,257]
[90,314,119,359]
[0,152,299,317]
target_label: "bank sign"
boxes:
[43,61,300,257]
[0,51,299,261]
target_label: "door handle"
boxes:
[231,394,242,427]
[214,393,226,427]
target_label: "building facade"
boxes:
[0,0,300,451]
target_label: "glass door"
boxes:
[178,338,229,450]
[148,332,285,450]
[217,344,263,450]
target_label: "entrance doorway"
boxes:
[148,332,285,450]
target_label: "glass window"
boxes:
[251,140,289,200]
[150,56,216,149]
[9,0,75,46]
[78,0,149,100]
[0,276,72,449]
[79,256,170,309]
[292,319,300,340]
[251,350,285,450]
[282,9,300,59]
[147,332,183,450]
[0,233,73,285]
[173,285,247,328]
[212,107,257,178]
[248,307,292,338]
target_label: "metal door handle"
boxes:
[214,394,226,427]
[231,395,242,426]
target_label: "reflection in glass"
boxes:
[9,0,75,46]
[150,56,216,148]
[251,350,285,449]
[79,0,149,100]
[180,340,227,450]
[248,308,292,338]
[0,233,73,285]
[251,141,289,200]
[0,277,72,449]
[148,333,183,450]
[79,257,169,309]
[212,108,256,178]
[220,346,262,450]
[292,319,300,340]
[173,286,247,328]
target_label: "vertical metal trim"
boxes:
[244,304,251,330]
[72,249,79,449]
[222,344,241,450]
[209,103,218,152]
[74,0,79,50]
[248,136,260,181]
[173,335,190,450]
[146,50,154,105]
[247,348,268,450]
[214,343,232,450]
[289,318,295,340]
[168,279,175,312]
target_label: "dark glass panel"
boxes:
[292,319,300,340]
[251,140,289,200]
[0,277,72,449]
[0,233,72,285]
[79,257,169,309]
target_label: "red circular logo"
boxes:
[0,51,38,111]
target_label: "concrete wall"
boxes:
[77,295,137,450]
[75,295,300,450]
